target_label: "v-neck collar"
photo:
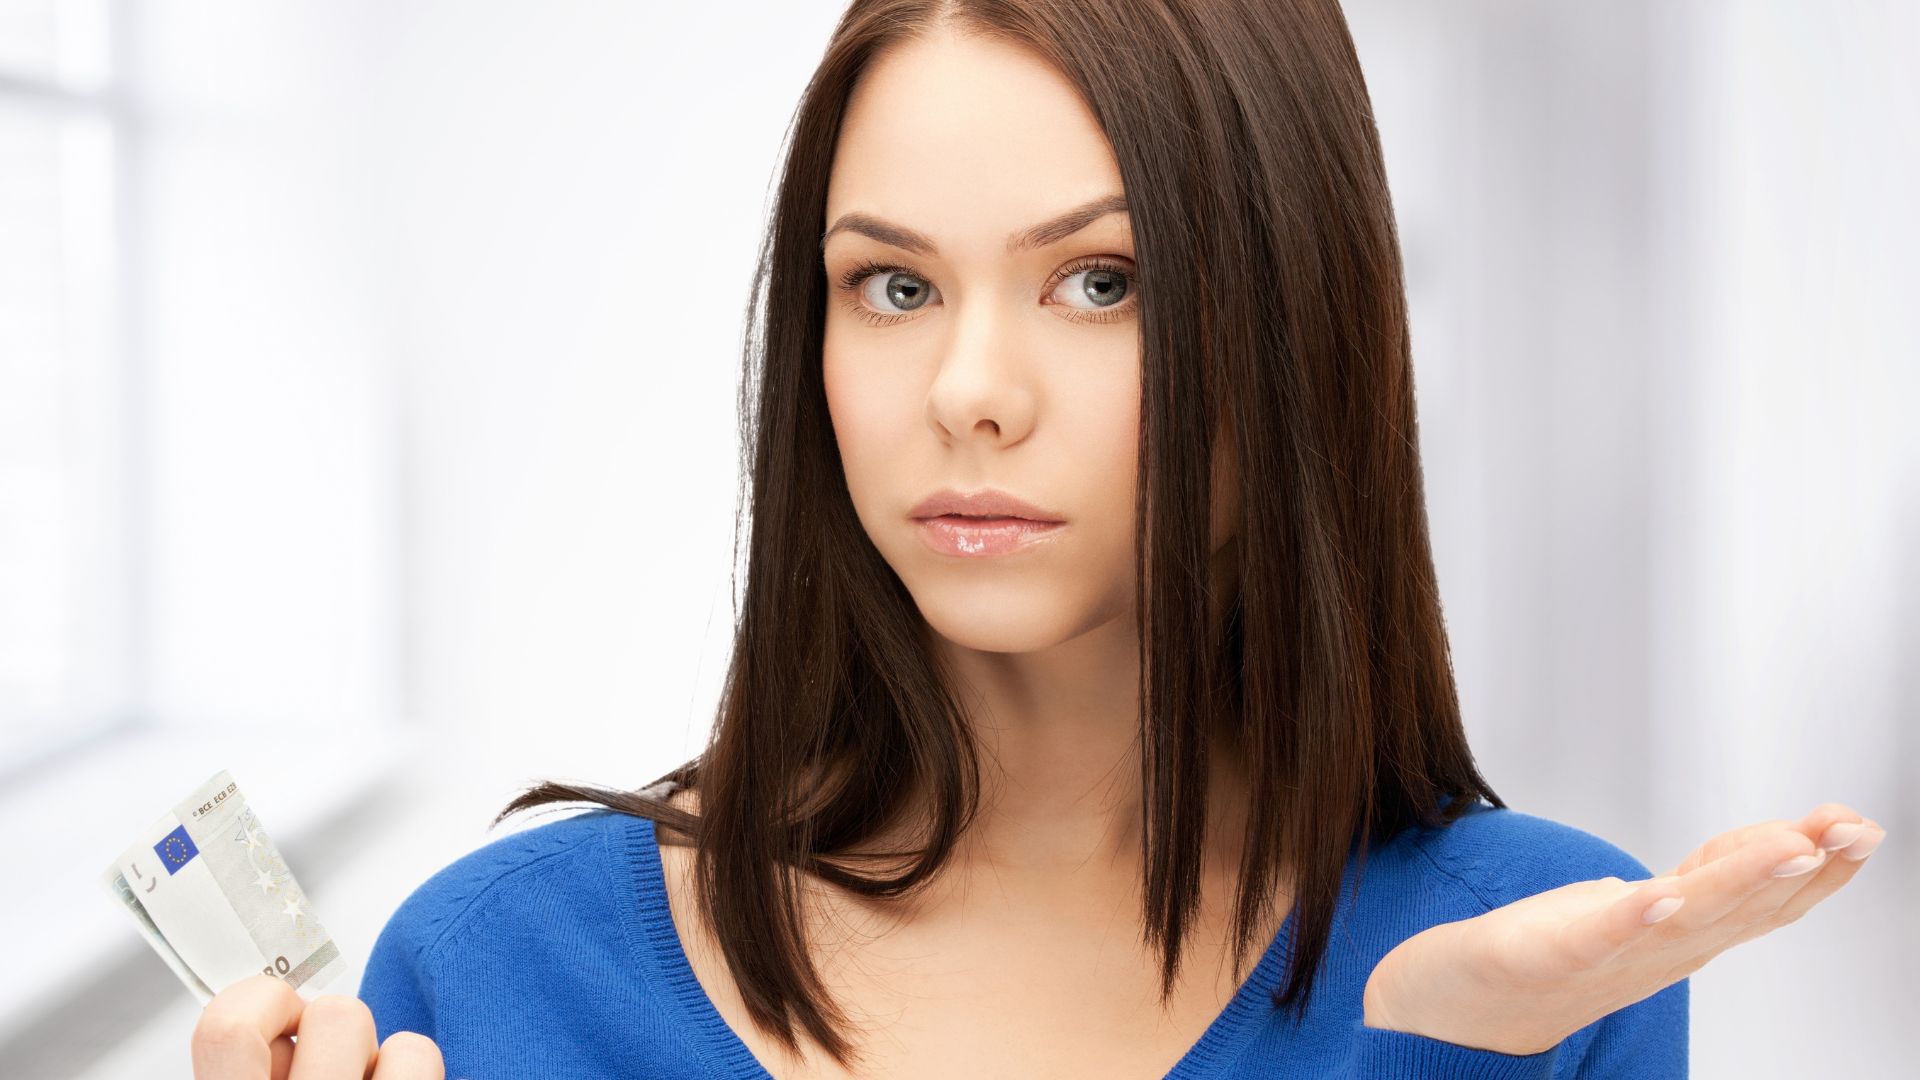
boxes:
[618,812,1300,1079]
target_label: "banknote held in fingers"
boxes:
[99,769,348,1003]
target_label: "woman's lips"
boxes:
[914,515,1065,557]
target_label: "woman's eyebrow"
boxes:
[820,193,1128,257]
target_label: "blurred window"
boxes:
[0,0,127,769]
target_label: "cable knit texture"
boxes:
[357,795,1688,1078]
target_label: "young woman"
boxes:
[190,1,1884,1077]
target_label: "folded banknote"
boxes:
[100,770,348,1004]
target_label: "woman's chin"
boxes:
[924,621,1069,655]
[912,591,1124,656]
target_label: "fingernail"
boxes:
[1771,853,1824,877]
[1642,897,1684,925]
[1818,822,1866,851]
[1840,828,1885,862]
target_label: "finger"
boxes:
[369,1031,446,1080]
[1562,875,1687,968]
[192,975,306,1080]
[1666,818,1796,877]
[1724,817,1885,945]
[1663,827,1819,929]
[270,1036,296,1080]
[1734,806,1880,923]
[1660,805,1872,911]
[286,995,378,1080]
[1687,811,1882,946]
[1796,803,1870,853]
[1837,817,1887,861]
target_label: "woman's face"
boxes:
[821,30,1147,654]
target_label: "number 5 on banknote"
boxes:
[99,770,349,1003]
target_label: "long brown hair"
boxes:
[497,0,1504,1069]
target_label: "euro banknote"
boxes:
[100,769,348,1004]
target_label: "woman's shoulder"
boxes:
[356,799,721,1072]
[1391,796,1660,911]
[373,808,631,966]
[423,807,623,898]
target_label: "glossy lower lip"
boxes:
[913,515,1065,557]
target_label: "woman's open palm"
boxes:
[1361,803,1886,1056]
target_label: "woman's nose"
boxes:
[923,301,1036,446]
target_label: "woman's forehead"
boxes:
[826,34,1123,234]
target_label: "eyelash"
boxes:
[834,257,1139,327]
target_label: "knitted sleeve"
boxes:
[356,875,447,1044]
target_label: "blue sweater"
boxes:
[357,797,1687,1078]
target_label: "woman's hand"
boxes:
[1361,802,1886,1056]
[191,974,444,1079]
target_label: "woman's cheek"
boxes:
[822,353,891,495]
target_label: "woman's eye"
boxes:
[834,257,1137,326]
[1049,264,1132,312]
[858,269,937,315]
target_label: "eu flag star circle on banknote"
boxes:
[155,824,199,875]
